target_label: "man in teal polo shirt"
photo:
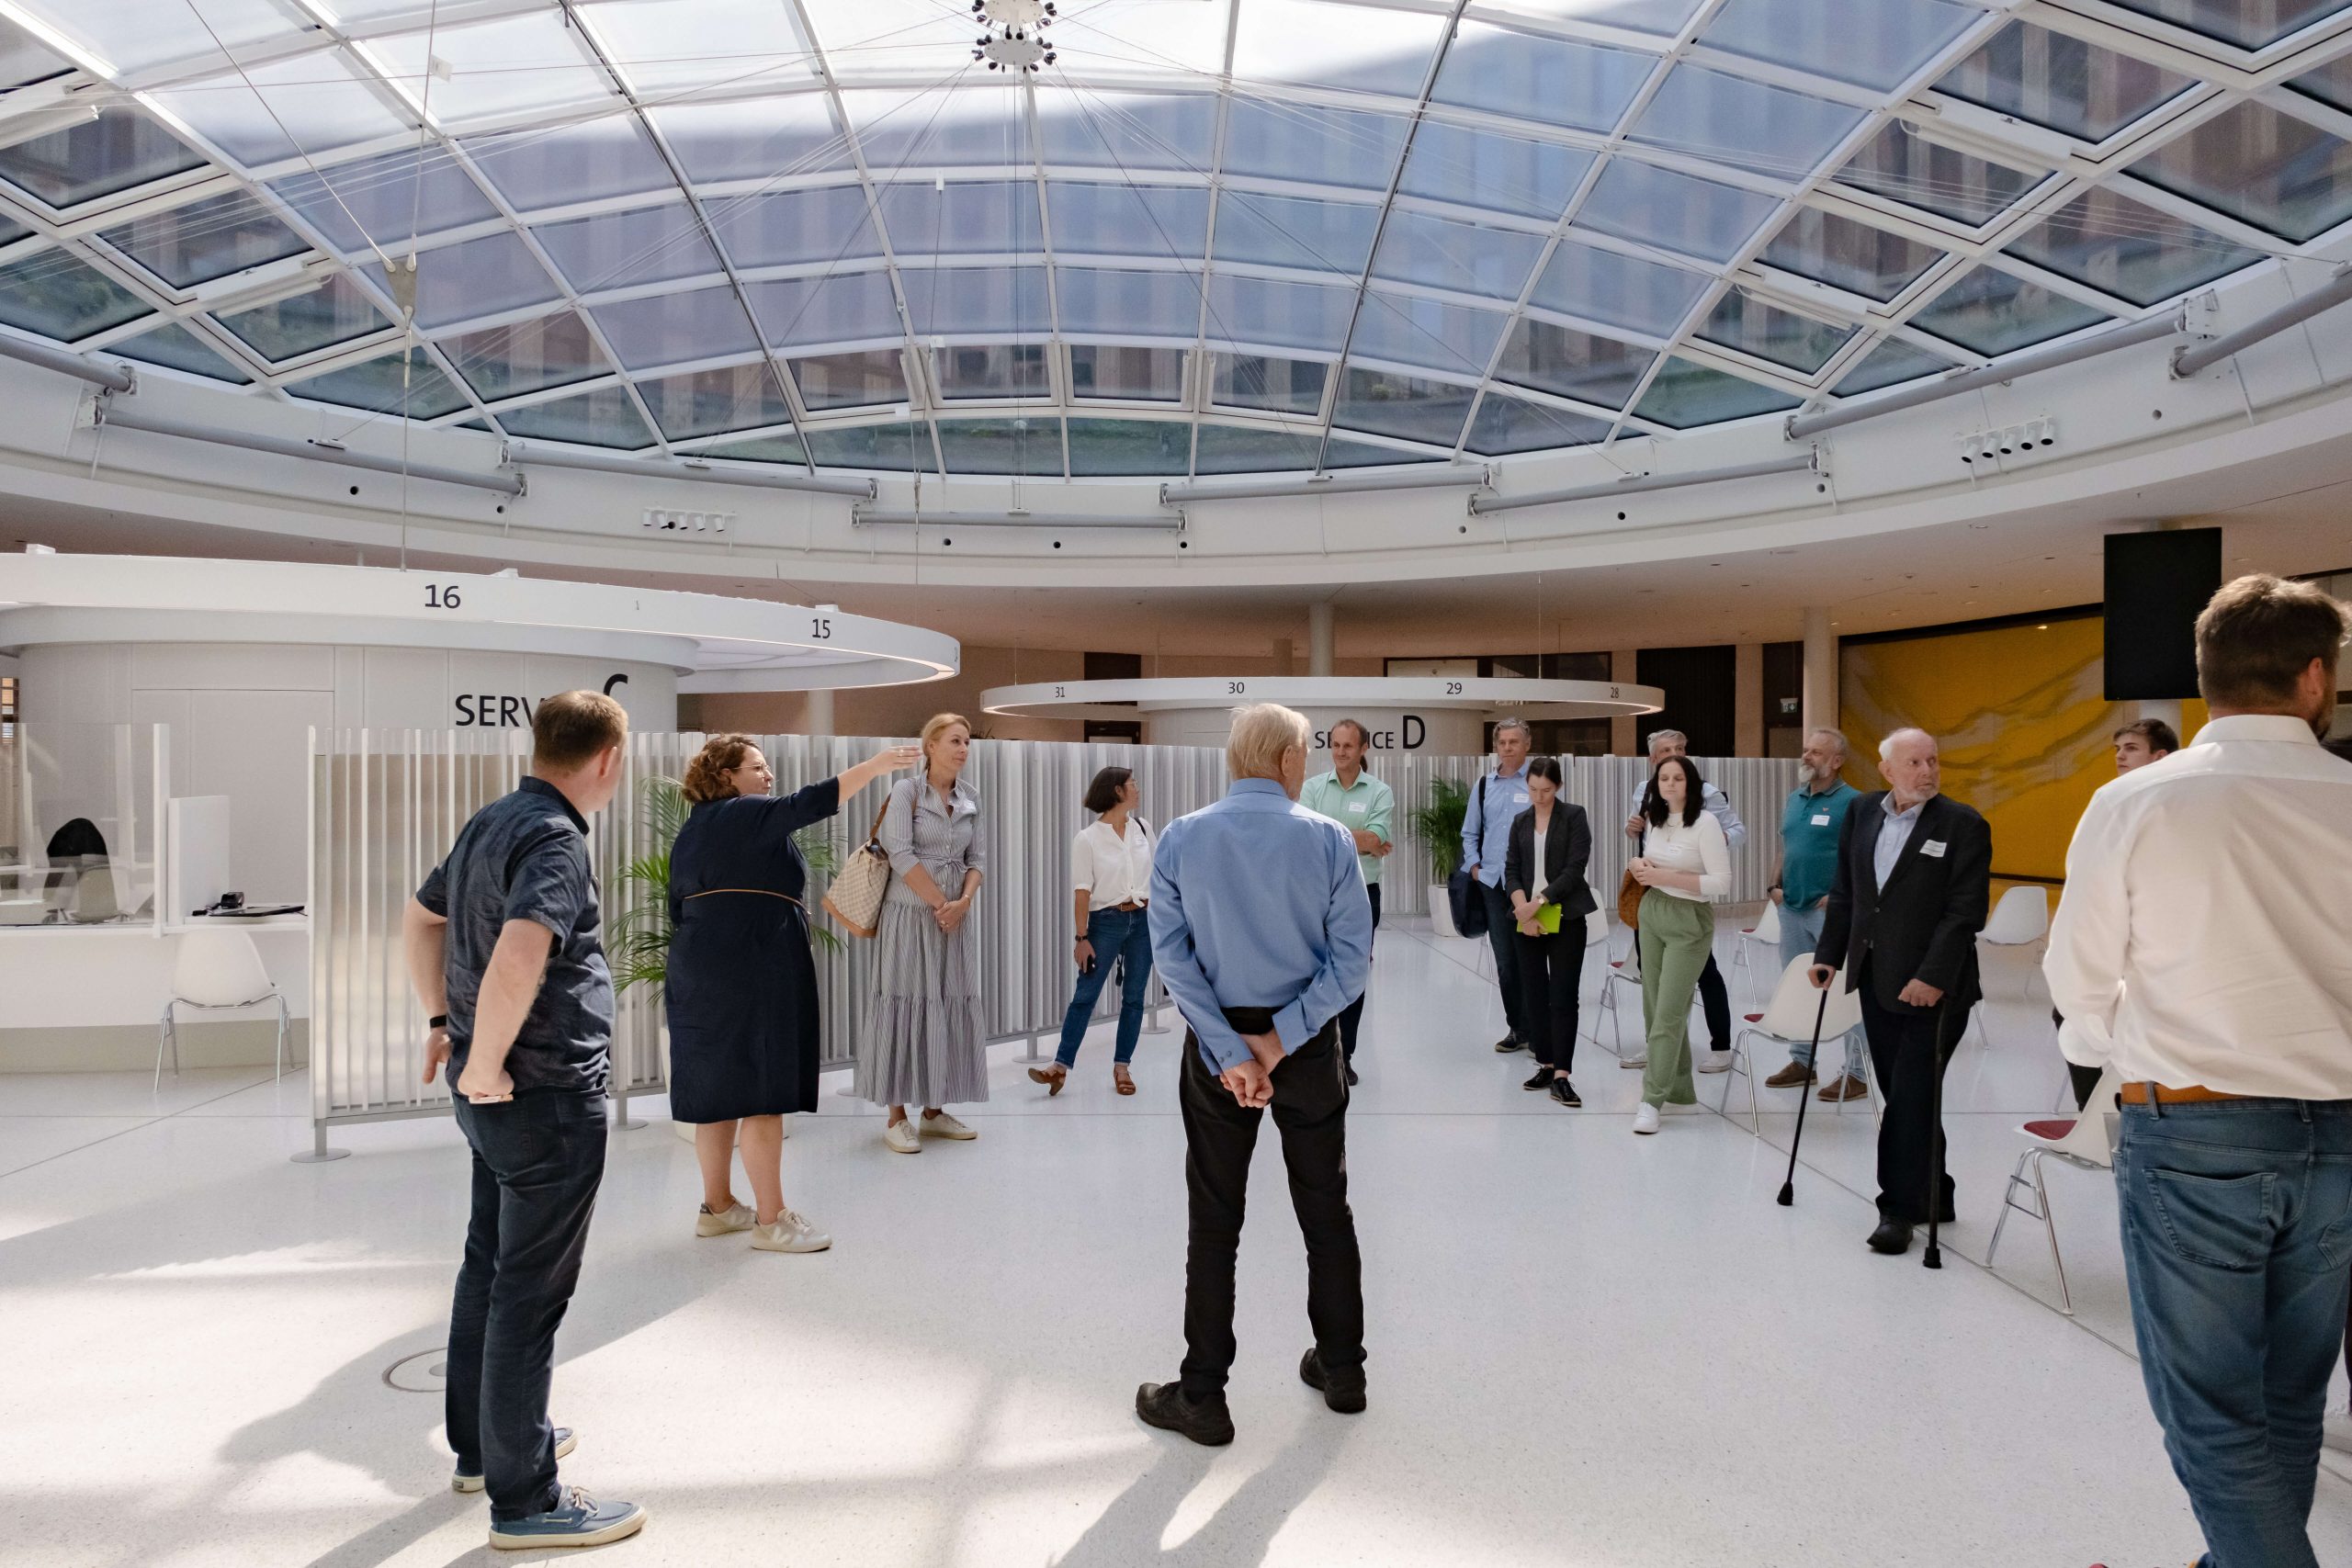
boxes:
[1301,719,1393,1086]
[1764,728,1868,1099]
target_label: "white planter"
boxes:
[1428,885,1456,939]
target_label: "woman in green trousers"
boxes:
[1628,755,1731,1134]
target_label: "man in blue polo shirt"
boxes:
[403,691,646,1551]
[1764,728,1867,1098]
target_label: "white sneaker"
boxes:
[920,1111,978,1140]
[1620,1054,1646,1069]
[750,1209,832,1254]
[1697,1049,1734,1075]
[884,1119,922,1154]
[1632,1103,1660,1135]
[695,1201,755,1237]
[2325,1409,2352,1455]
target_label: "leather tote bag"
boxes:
[821,796,895,939]
[1616,868,1645,931]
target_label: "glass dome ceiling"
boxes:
[0,0,2337,480]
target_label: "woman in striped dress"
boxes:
[856,713,989,1154]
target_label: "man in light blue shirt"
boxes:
[1299,718,1394,1085]
[1140,703,1372,1447]
[1460,718,1534,1052]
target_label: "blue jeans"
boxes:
[2114,1099,2352,1568]
[447,1089,608,1522]
[1777,900,1864,1077]
[1055,906,1153,1067]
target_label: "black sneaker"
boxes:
[1549,1077,1581,1108]
[1521,1067,1552,1091]
[1492,1032,1528,1054]
[1135,1381,1235,1447]
[1298,1348,1367,1415]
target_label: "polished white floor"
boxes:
[6,916,2351,1567]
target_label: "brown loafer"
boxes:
[1818,1073,1870,1102]
[1027,1064,1067,1096]
[1114,1064,1136,1096]
[1764,1063,1817,1089]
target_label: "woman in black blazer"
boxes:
[1504,756,1598,1107]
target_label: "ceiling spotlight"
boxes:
[972,0,1053,72]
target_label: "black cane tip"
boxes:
[1923,1247,1943,1269]
[1775,1184,1793,1206]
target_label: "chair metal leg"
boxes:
[272,993,288,1080]
[155,999,175,1092]
[1721,1028,1760,1133]
[1987,1147,2032,1266]
[2033,1156,2074,1314]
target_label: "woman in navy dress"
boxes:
[665,734,916,1253]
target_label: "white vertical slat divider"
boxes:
[308,732,1795,1141]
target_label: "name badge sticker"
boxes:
[1510,793,1529,810]
[1810,814,1831,827]
[1347,802,1368,814]
[1921,839,1947,858]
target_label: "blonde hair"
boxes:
[1227,702,1310,781]
[682,733,759,804]
[921,712,971,772]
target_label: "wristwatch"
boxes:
[428,1013,448,1030]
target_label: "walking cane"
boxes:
[1923,1000,1954,1270]
[1775,987,1833,1207]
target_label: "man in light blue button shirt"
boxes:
[1460,718,1534,1052]
[1139,704,1373,1446]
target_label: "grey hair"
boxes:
[1878,727,1935,762]
[1807,727,1849,761]
[1493,716,1532,741]
[1645,728,1688,755]
[1227,702,1311,780]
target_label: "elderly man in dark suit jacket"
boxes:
[1809,728,1992,1256]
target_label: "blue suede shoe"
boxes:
[453,1427,576,1494]
[488,1486,646,1551]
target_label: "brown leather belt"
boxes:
[2119,1080,2251,1106]
[1114,899,1144,912]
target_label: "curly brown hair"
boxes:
[682,733,761,803]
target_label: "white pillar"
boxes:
[1802,607,1837,739]
[804,687,834,737]
[1307,601,1335,677]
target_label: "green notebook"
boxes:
[1536,902,1562,934]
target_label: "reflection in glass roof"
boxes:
[0,0,2321,479]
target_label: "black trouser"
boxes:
[1476,880,1527,1038]
[1514,916,1587,1074]
[1697,954,1730,1050]
[1179,1011,1363,1402]
[1334,884,1382,1063]
[1857,980,1968,1224]
[447,1089,608,1522]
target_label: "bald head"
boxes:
[1877,728,1940,807]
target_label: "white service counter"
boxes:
[0,917,309,1071]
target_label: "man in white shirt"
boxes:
[2045,573,2352,1568]
[1624,729,1745,1071]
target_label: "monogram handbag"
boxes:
[821,795,896,939]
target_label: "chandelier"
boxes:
[971,0,1056,73]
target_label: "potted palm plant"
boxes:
[1408,775,1472,939]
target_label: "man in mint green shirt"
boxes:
[1300,719,1393,1084]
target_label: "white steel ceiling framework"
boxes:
[0,0,2342,484]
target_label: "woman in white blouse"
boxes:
[1030,766,1155,1098]
[1627,754,1731,1134]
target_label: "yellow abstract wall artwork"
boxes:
[1839,614,2206,886]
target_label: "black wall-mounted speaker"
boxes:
[2103,528,2222,702]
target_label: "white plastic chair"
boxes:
[1985,1064,2120,1315]
[157,928,288,1089]
[1729,899,1781,1007]
[1592,933,1642,1059]
[1719,956,1869,1131]
[1969,885,2052,1045]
